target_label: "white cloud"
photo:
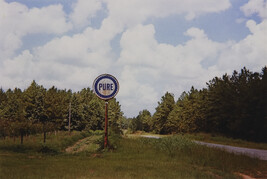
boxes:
[119,25,223,77]
[0,0,72,59]
[96,0,232,47]
[33,26,114,69]
[241,0,267,19]
[117,65,159,115]
[1,0,266,117]
[69,0,103,28]
[116,21,267,115]
[105,0,231,27]
[117,24,225,114]
[215,19,267,72]
[1,0,233,62]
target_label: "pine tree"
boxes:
[152,92,175,134]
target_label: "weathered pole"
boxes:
[104,101,108,148]
[68,102,71,135]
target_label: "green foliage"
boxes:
[0,131,92,154]
[151,92,175,134]
[134,66,267,142]
[108,99,124,135]
[45,86,71,130]
[204,67,267,141]
[93,130,120,151]
[166,87,207,134]
[140,135,197,157]
[0,81,124,143]
[129,109,151,132]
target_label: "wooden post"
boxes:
[68,102,71,135]
[104,101,108,148]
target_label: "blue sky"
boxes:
[1,0,266,117]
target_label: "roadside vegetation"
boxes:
[0,82,125,145]
[127,131,267,150]
[1,133,266,179]
[0,131,101,154]
[129,67,267,143]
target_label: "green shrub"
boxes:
[38,144,59,155]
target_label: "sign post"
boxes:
[93,74,119,148]
[105,101,108,148]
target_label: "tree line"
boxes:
[129,67,267,142]
[0,81,124,144]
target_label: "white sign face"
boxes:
[93,74,119,100]
[97,78,115,96]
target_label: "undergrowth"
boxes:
[1,134,266,178]
[0,131,93,154]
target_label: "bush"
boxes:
[38,145,59,155]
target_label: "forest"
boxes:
[129,67,267,142]
[0,66,266,143]
[0,81,124,144]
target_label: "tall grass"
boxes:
[137,135,267,178]
[0,131,93,154]
[0,134,266,178]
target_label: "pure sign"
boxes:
[93,74,119,101]
[93,74,119,148]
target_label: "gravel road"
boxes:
[140,135,267,160]
[195,141,267,160]
[140,135,160,139]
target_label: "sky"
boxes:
[0,0,266,117]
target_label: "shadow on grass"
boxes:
[0,144,33,153]
[38,145,60,155]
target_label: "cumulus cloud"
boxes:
[215,19,267,72]
[116,24,225,114]
[97,0,232,45]
[119,25,222,77]
[105,0,231,27]
[241,0,267,19]
[0,0,72,59]
[69,0,103,28]
[1,0,266,117]
[116,19,267,115]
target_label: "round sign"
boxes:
[93,74,119,100]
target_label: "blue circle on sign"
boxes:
[93,74,119,100]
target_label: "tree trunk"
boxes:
[43,123,46,144]
[20,132,24,145]
[44,131,46,144]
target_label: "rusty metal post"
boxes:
[104,101,108,148]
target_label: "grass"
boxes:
[65,135,102,154]
[0,131,94,154]
[126,131,170,138]
[0,132,267,178]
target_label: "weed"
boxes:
[140,135,197,157]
